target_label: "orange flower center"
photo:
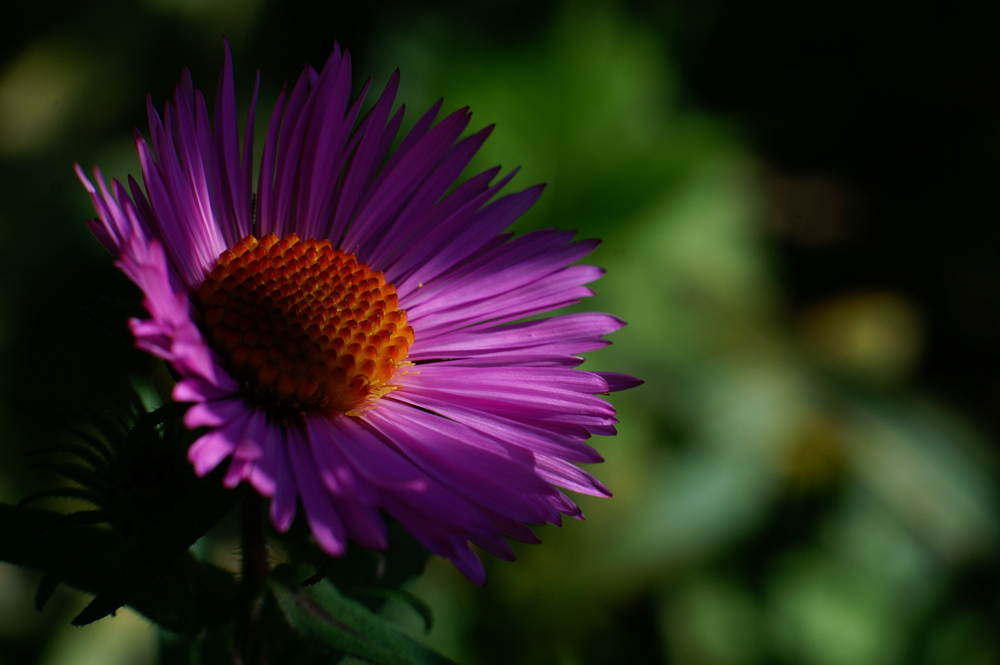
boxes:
[197,233,413,417]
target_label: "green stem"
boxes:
[235,490,269,664]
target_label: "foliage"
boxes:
[0,389,447,664]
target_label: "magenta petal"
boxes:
[408,265,604,335]
[287,426,348,556]
[395,183,544,295]
[403,229,596,311]
[223,410,267,489]
[364,402,564,527]
[269,440,298,533]
[248,420,282,497]
[174,375,240,403]
[390,390,603,463]
[595,372,644,392]
[409,312,624,360]
[534,457,611,497]
[188,410,252,476]
[184,398,246,429]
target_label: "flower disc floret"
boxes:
[197,232,414,416]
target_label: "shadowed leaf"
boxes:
[355,586,435,632]
[272,566,456,665]
[122,401,189,449]
[44,509,109,529]
[35,572,60,611]
[28,438,110,468]
[28,462,105,492]
[18,486,103,508]
[71,467,240,626]
[0,503,237,629]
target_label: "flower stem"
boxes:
[235,490,269,664]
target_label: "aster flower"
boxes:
[76,44,639,584]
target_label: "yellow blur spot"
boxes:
[799,291,923,384]
[0,42,91,155]
[42,605,156,665]
[143,0,264,34]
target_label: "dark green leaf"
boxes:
[271,567,457,665]
[82,408,128,457]
[29,437,110,469]
[0,504,121,580]
[82,305,137,347]
[35,572,60,611]
[29,462,106,492]
[18,486,104,508]
[66,427,115,468]
[72,467,239,626]
[0,503,238,630]
[354,587,434,632]
[45,510,109,529]
[284,520,431,606]
[298,559,336,587]
[122,401,189,450]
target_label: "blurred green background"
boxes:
[2,0,1000,663]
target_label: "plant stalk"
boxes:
[235,490,269,664]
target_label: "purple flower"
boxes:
[76,44,640,583]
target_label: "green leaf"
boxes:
[71,467,240,627]
[35,572,60,611]
[83,407,126,441]
[354,587,434,632]
[18,486,104,508]
[29,437,111,468]
[271,566,457,665]
[298,558,336,587]
[65,429,116,467]
[0,503,238,631]
[82,304,139,347]
[3,388,238,632]
[284,520,432,603]
[46,509,109,528]
[0,503,121,580]
[122,401,189,450]
[29,462,106,492]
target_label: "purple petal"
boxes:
[343,107,472,253]
[173,375,241,403]
[404,230,596,311]
[269,434,299,532]
[188,410,252,476]
[256,88,287,236]
[184,397,246,429]
[409,265,604,335]
[214,40,245,243]
[305,416,391,549]
[358,124,494,266]
[364,402,564,526]
[595,372,644,392]
[295,48,356,237]
[395,183,543,294]
[409,313,624,368]
[287,425,348,556]
[389,390,603,463]
[327,70,399,244]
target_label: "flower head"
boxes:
[77,44,640,583]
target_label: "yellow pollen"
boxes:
[197,233,414,417]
